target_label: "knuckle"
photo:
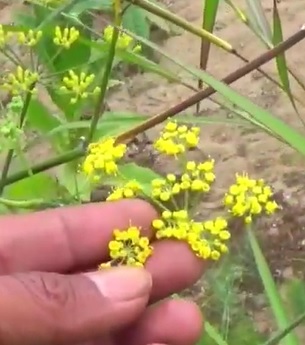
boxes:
[15,272,77,310]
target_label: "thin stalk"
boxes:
[3,147,84,187]
[125,0,232,52]
[263,310,305,345]
[117,27,305,143]
[0,88,35,195]
[85,0,121,144]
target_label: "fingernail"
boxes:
[86,267,152,301]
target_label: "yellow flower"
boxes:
[99,226,153,268]
[107,180,143,201]
[1,66,39,95]
[60,70,100,104]
[224,172,279,223]
[82,137,126,180]
[17,29,42,47]
[103,25,141,52]
[152,210,230,261]
[154,121,200,156]
[53,26,80,49]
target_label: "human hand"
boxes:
[0,199,205,345]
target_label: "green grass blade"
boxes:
[197,0,220,112]
[196,321,229,345]
[199,0,220,70]
[245,0,272,45]
[247,226,299,345]
[272,0,305,126]
[188,66,305,156]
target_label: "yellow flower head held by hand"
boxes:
[99,226,153,268]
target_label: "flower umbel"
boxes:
[154,121,200,156]
[53,26,80,49]
[107,180,143,201]
[99,226,153,268]
[1,66,39,95]
[151,159,215,209]
[17,29,42,47]
[60,70,100,104]
[224,173,279,223]
[152,210,230,261]
[103,25,141,53]
[82,137,127,181]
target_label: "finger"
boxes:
[0,200,157,274]
[77,240,206,303]
[117,299,203,345]
[0,267,152,345]
[146,240,206,302]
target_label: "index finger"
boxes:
[0,200,157,274]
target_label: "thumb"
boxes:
[0,267,152,345]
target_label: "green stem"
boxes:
[0,89,34,195]
[86,2,121,144]
[247,225,299,345]
[0,197,47,209]
[264,310,305,345]
[126,0,232,51]
[2,147,84,187]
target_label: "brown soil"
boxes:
[1,0,305,337]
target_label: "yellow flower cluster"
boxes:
[103,25,141,53]
[151,159,215,202]
[82,137,126,181]
[92,121,280,269]
[99,226,152,268]
[53,26,80,49]
[107,180,142,201]
[154,121,200,156]
[17,30,42,47]
[60,70,101,104]
[152,210,230,260]
[1,66,39,95]
[224,173,279,223]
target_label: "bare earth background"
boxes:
[1,0,305,335]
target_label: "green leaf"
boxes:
[200,0,220,69]
[70,0,112,15]
[122,5,150,40]
[281,279,305,318]
[118,163,162,195]
[4,173,59,200]
[57,164,91,201]
[245,0,272,45]
[48,111,146,139]
[46,88,79,121]
[26,98,61,132]
[272,0,302,124]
